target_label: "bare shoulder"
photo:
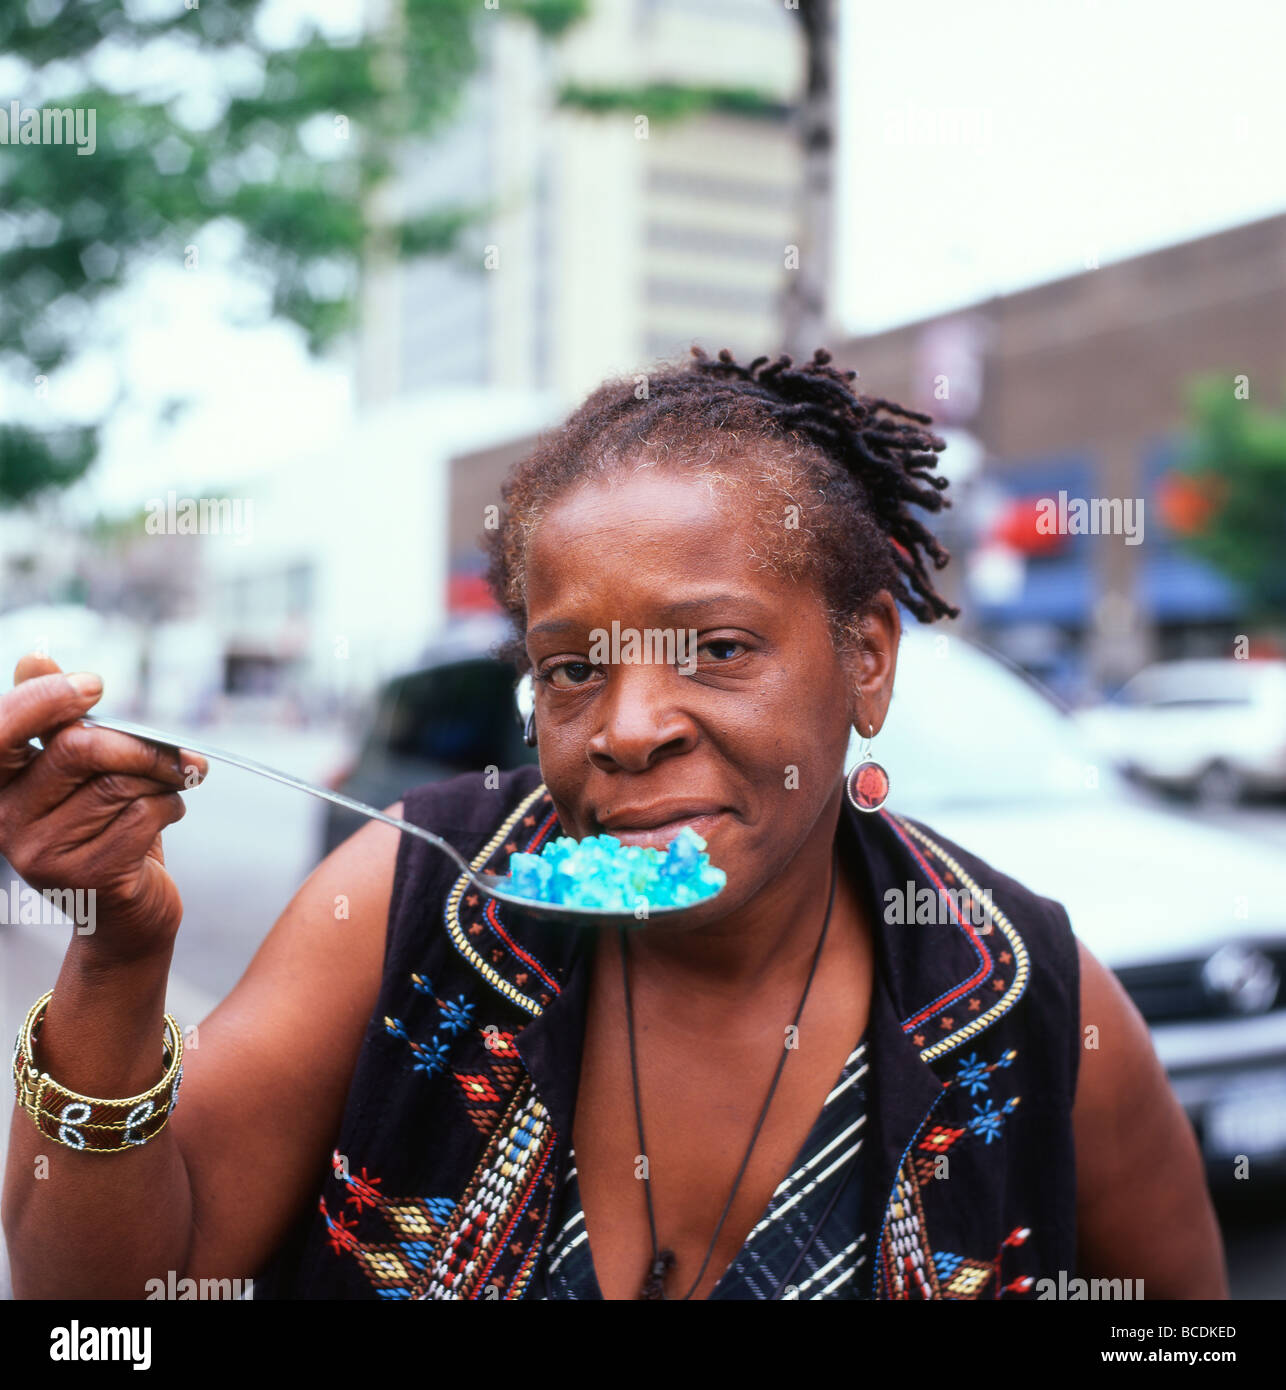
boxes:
[176,803,404,1279]
[1072,937,1229,1297]
[1074,937,1160,1110]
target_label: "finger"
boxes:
[76,788,188,868]
[22,792,185,907]
[14,653,73,746]
[12,653,84,756]
[0,670,104,789]
[14,722,208,820]
[33,772,203,850]
[23,657,94,749]
[6,772,192,887]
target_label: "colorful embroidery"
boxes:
[443,783,558,1017]
[878,1031,1028,1298]
[956,1053,992,1094]
[919,1125,966,1154]
[932,1228,1035,1299]
[968,1095,1020,1144]
[412,1080,556,1299]
[317,785,564,1298]
[873,818,1035,1301]
[319,1079,557,1299]
[886,815,1031,1063]
[318,1152,458,1299]
[381,1017,451,1077]
[883,1160,940,1298]
[388,796,555,1081]
[880,1108,1036,1303]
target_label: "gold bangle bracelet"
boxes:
[11,989,184,1154]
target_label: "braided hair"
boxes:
[484,345,960,672]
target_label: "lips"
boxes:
[595,803,728,850]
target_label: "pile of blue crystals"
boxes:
[504,825,725,911]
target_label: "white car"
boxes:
[851,630,1286,1182]
[1074,659,1286,806]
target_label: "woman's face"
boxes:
[523,466,900,926]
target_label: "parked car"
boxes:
[323,625,1286,1184]
[318,622,537,856]
[1074,658,1286,806]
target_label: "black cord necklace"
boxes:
[622,848,840,1301]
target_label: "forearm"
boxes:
[2,937,195,1299]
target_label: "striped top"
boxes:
[538,1034,870,1300]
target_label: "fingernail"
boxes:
[178,749,208,777]
[68,672,103,697]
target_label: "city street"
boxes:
[2,730,1284,1298]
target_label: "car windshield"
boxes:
[862,632,1113,810]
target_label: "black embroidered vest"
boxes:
[253,764,1081,1299]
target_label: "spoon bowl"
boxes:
[469,869,715,927]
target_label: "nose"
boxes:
[585,667,699,773]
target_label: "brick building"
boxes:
[835,211,1286,696]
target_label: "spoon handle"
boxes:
[76,714,481,883]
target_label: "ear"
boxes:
[843,592,900,736]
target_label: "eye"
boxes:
[538,660,600,689]
[700,639,746,662]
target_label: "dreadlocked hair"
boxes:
[484,345,961,674]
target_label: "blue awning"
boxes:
[1138,551,1243,620]
[972,558,1094,625]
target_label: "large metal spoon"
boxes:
[76,714,720,927]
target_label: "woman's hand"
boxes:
[0,652,207,962]
[2,647,399,1299]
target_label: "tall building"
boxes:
[199,1,811,705]
[360,0,806,410]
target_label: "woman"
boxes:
[2,348,1227,1300]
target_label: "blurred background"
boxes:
[2,0,1285,1298]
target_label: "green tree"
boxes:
[0,0,587,506]
[1172,375,1286,624]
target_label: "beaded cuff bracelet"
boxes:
[11,990,184,1153]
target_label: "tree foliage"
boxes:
[1173,375,1286,624]
[0,0,587,505]
[557,81,783,123]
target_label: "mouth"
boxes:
[594,804,730,851]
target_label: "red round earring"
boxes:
[846,723,889,813]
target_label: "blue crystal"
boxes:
[506,852,552,900]
[498,824,725,911]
